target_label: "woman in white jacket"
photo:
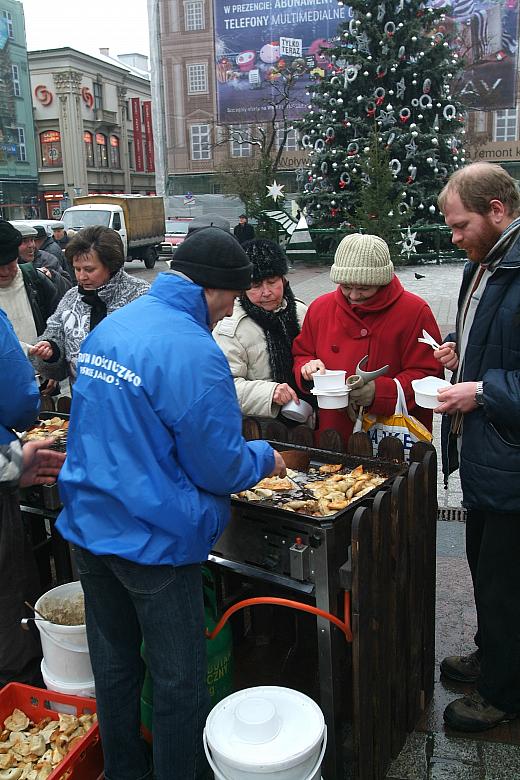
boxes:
[214,239,307,419]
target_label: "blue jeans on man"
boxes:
[73,546,211,780]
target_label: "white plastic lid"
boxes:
[311,387,350,396]
[205,686,324,771]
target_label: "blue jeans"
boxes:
[73,547,211,780]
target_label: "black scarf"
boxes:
[240,282,300,389]
[79,286,108,331]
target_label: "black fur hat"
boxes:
[242,239,288,283]
[0,220,22,266]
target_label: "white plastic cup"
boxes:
[312,369,346,391]
[411,376,451,409]
[281,398,313,423]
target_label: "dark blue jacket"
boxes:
[0,309,40,444]
[455,237,520,512]
[57,273,275,566]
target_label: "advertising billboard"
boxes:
[432,0,519,110]
[213,0,349,123]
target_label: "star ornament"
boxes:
[399,227,422,258]
[266,180,285,202]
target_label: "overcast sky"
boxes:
[21,0,150,58]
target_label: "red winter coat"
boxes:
[292,276,443,444]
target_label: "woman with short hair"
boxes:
[30,225,149,382]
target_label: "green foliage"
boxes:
[354,129,403,260]
[296,0,466,232]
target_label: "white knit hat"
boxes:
[330,233,393,287]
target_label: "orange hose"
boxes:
[206,591,352,643]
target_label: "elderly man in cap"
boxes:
[233,213,255,244]
[16,224,72,295]
[51,222,69,249]
[0,221,58,357]
[56,226,286,780]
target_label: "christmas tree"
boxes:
[297,0,467,233]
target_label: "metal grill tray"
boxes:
[231,441,407,523]
[20,412,69,510]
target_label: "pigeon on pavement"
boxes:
[414,272,426,279]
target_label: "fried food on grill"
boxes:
[234,463,387,517]
[318,463,343,474]
[24,418,68,443]
[254,476,294,492]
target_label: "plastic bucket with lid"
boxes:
[34,581,93,685]
[204,686,326,780]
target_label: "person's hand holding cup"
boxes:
[301,359,326,381]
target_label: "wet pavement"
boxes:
[128,257,520,778]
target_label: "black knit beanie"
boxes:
[171,226,252,289]
[0,220,22,266]
[242,239,288,283]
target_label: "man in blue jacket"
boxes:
[57,226,286,780]
[434,162,520,732]
[0,307,65,685]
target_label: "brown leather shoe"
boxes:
[440,651,481,683]
[444,691,517,732]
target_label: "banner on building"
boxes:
[131,97,144,172]
[142,101,155,172]
[435,0,519,110]
[213,0,348,123]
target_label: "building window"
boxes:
[93,82,103,111]
[109,135,120,168]
[125,100,130,121]
[184,0,204,31]
[12,127,26,161]
[277,127,299,151]
[40,130,62,167]
[474,111,487,133]
[230,126,251,158]
[190,123,211,160]
[494,109,517,142]
[1,10,13,39]
[11,64,20,97]
[187,63,208,94]
[84,131,94,166]
[96,133,108,167]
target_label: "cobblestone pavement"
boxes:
[128,258,520,779]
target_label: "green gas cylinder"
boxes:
[140,566,233,734]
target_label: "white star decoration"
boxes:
[399,227,422,258]
[266,180,285,202]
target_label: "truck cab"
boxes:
[62,195,165,269]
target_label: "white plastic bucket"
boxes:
[204,686,326,780]
[41,659,95,699]
[35,581,93,685]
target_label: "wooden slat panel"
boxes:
[370,489,393,779]
[319,428,345,453]
[377,436,405,462]
[346,431,372,457]
[389,476,408,758]
[420,449,438,705]
[406,460,425,730]
[288,425,314,448]
[242,417,261,441]
[351,505,374,780]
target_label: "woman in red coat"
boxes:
[292,233,443,445]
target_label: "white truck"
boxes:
[62,194,165,269]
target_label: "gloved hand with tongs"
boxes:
[346,355,390,423]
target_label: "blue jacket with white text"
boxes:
[57,273,275,565]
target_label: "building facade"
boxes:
[28,47,156,218]
[149,0,307,199]
[0,0,38,220]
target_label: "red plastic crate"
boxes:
[0,682,103,780]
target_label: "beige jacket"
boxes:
[213,298,307,418]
